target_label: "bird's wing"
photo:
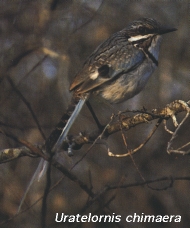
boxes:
[70,33,145,93]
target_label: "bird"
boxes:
[45,17,176,154]
[18,18,176,212]
[19,18,177,210]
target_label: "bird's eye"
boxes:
[98,65,110,78]
[139,26,147,34]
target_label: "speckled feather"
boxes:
[46,18,176,151]
[69,18,162,101]
[69,32,145,93]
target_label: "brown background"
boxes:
[0,0,190,227]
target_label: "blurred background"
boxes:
[0,0,190,227]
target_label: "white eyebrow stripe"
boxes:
[128,34,152,42]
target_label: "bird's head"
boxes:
[123,18,177,42]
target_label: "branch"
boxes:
[76,176,190,215]
[0,129,46,159]
[106,176,190,191]
[107,100,189,134]
[61,100,190,155]
[1,99,190,209]
[2,99,189,161]
[0,146,36,163]
[7,76,46,140]
[1,100,189,164]
[0,132,95,198]
[164,100,190,155]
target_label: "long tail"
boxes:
[17,159,48,213]
[45,93,89,153]
[18,94,89,213]
[40,93,89,179]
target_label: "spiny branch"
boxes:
[7,76,46,141]
[1,100,190,164]
[0,132,95,198]
[61,100,190,156]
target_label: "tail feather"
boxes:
[52,96,88,152]
[17,159,48,213]
[45,93,89,153]
[37,160,49,181]
[38,94,89,180]
[18,94,89,212]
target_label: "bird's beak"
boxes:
[159,27,177,35]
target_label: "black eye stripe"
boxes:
[138,26,154,35]
[139,27,147,34]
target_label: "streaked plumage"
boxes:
[24,18,176,210]
[69,18,175,104]
[46,18,176,160]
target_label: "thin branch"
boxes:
[0,129,46,159]
[108,118,162,157]
[6,76,46,140]
[75,175,190,219]
[16,55,48,88]
[167,103,190,155]
[2,175,189,227]
[106,176,190,191]
[0,146,36,163]
[120,129,146,182]
[1,100,190,163]
[0,129,95,198]
[60,100,190,152]
[107,100,189,135]
[72,0,104,34]
[67,114,115,170]
[1,99,190,222]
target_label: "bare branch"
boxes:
[1,99,190,221]
[0,129,46,160]
[0,146,36,163]
[166,101,190,155]
[6,76,46,140]
[1,100,190,164]
[76,176,190,215]
[0,130,97,205]
[108,118,163,157]
[61,100,190,155]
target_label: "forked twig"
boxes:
[108,118,162,157]
[7,76,46,140]
[166,101,190,155]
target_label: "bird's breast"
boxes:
[96,57,157,103]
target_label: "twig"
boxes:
[106,176,190,191]
[0,129,96,199]
[60,100,190,151]
[72,0,104,34]
[6,76,46,140]
[108,118,162,157]
[0,129,46,159]
[0,146,37,163]
[167,107,190,155]
[2,175,190,226]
